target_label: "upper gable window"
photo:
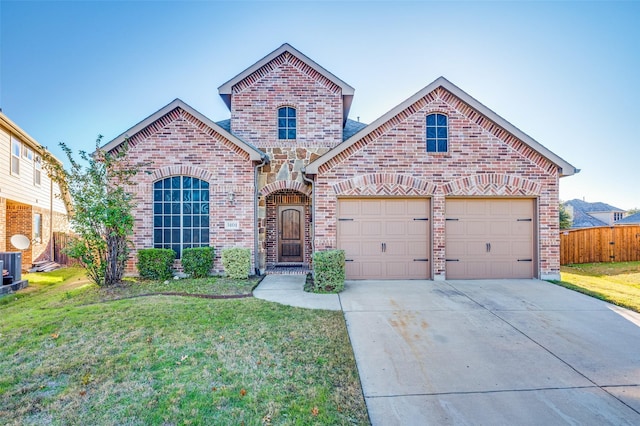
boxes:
[426,113,448,152]
[278,107,296,140]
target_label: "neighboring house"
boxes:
[615,212,640,225]
[0,112,70,269]
[563,199,625,228]
[104,43,577,281]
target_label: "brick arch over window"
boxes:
[151,165,214,183]
[442,173,542,196]
[333,174,437,196]
[260,180,312,197]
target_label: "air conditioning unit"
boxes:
[0,252,22,282]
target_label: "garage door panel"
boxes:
[446,199,534,279]
[407,241,428,257]
[361,200,382,215]
[385,221,406,235]
[512,241,533,258]
[361,221,383,236]
[408,221,429,235]
[340,241,362,256]
[467,221,489,235]
[338,198,430,279]
[385,200,408,215]
[339,222,361,236]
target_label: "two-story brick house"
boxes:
[104,43,577,281]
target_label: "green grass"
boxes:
[556,261,640,313]
[0,268,369,425]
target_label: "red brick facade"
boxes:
[122,108,256,274]
[313,88,561,279]
[114,43,573,279]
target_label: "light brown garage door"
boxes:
[445,199,535,279]
[338,198,430,279]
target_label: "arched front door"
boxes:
[278,205,304,262]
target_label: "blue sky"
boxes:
[1,0,639,209]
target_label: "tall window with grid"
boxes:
[153,176,210,258]
[426,113,448,152]
[277,106,296,139]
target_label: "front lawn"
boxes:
[0,268,369,425]
[556,261,640,313]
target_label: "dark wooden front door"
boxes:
[278,206,304,262]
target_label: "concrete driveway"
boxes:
[340,279,640,425]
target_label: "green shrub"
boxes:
[137,248,175,280]
[221,247,252,279]
[312,249,345,293]
[181,247,215,278]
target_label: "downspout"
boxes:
[301,169,315,268]
[254,155,269,275]
[49,174,54,261]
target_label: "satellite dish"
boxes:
[10,234,30,250]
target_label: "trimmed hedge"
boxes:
[221,247,252,279]
[181,247,215,278]
[312,249,345,293]
[137,248,175,280]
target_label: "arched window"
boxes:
[426,113,448,152]
[153,176,210,258]
[278,106,296,139]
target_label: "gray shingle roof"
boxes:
[343,119,367,141]
[615,212,640,225]
[570,209,609,228]
[564,199,623,213]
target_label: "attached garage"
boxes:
[338,198,430,279]
[445,198,535,279]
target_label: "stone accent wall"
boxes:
[228,50,344,270]
[314,87,561,280]
[121,107,256,275]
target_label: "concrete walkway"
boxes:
[253,276,640,425]
[253,274,341,311]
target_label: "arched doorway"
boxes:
[265,190,311,267]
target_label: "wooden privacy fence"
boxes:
[560,225,640,265]
[53,232,81,266]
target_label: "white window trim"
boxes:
[10,136,21,176]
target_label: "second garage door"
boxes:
[445,199,535,279]
[338,198,430,279]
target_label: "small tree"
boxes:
[43,136,142,286]
[559,203,572,230]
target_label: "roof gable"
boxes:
[218,43,355,123]
[304,77,578,177]
[101,99,265,161]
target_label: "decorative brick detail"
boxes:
[442,173,542,196]
[260,180,312,197]
[333,173,437,196]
